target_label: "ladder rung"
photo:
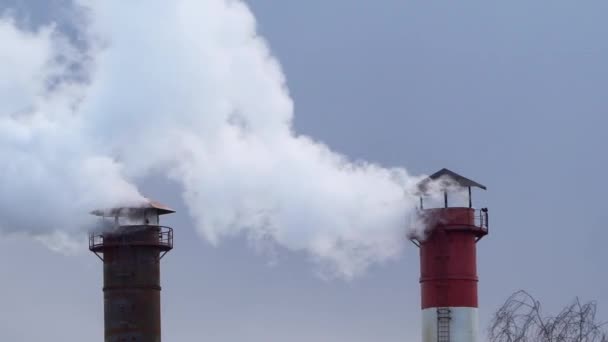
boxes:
[437,307,451,342]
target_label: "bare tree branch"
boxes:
[488,290,608,342]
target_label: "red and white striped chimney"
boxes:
[411,169,489,342]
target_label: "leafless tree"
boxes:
[488,290,608,342]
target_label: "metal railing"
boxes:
[89,225,173,252]
[475,208,489,230]
[409,207,489,246]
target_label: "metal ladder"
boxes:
[437,307,451,342]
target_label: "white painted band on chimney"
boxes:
[421,307,478,342]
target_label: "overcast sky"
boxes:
[1,1,607,341]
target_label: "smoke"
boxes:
[0,0,428,278]
[0,15,144,242]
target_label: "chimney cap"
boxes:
[91,198,176,217]
[418,168,487,193]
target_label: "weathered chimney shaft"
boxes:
[90,201,174,342]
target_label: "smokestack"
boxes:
[89,199,175,342]
[411,169,489,342]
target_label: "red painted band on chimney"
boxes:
[418,208,486,309]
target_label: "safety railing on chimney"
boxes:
[409,208,489,247]
[473,208,489,242]
[89,225,173,253]
[475,208,489,230]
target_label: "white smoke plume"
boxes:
[0,0,428,278]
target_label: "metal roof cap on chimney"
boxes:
[418,168,486,194]
[90,198,176,217]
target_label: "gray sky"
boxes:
[1,1,607,341]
